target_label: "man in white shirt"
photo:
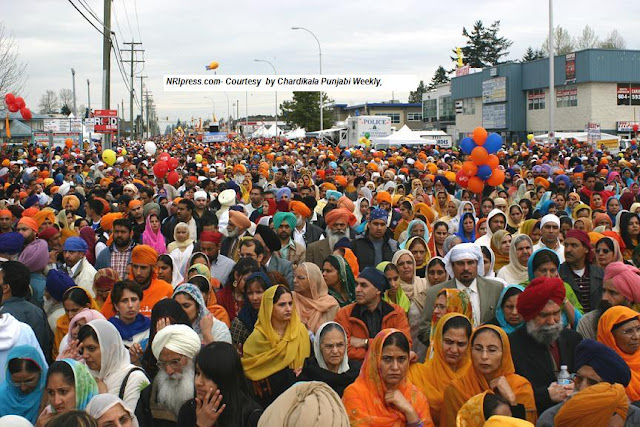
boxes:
[533,214,565,263]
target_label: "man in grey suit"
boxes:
[418,243,503,344]
[253,224,294,288]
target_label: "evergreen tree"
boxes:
[522,46,545,62]
[427,67,450,90]
[452,20,513,68]
[280,92,334,131]
[408,80,427,103]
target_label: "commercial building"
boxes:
[334,102,423,130]
[421,83,456,135]
[450,49,640,142]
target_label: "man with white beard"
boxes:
[220,209,255,262]
[509,276,583,415]
[135,324,201,427]
[305,207,355,269]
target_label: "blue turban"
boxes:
[23,195,39,209]
[555,174,570,187]
[434,176,450,189]
[63,236,88,252]
[0,232,25,254]
[326,190,342,201]
[575,339,631,387]
[226,180,241,195]
[359,267,389,292]
[229,205,245,212]
[333,237,352,250]
[276,187,292,201]
[369,208,389,222]
[46,269,75,301]
[55,173,64,185]
[574,164,584,173]
[273,212,296,231]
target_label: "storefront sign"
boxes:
[617,121,640,132]
[482,77,507,104]
[565,53,576,84]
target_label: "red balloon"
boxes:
[634,124,639,133]
[7,103,18,113]
[4,93,15,105]
[470,146,489,165]
[159,152,171,162]
[468,176,485,194]
[19,107,32,120]
[455,170,470,188]
[14,97,25,109]
[167,170,180,185]
[153,161,169,178]
[167,157,178,171]
[487,169,505,187]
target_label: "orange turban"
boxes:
[101,212,124,231]
[129,200,143,209]
[34,210,55,227]
[18,217,38,233]
[320,182,337,191]
[21,207,40,218]
[554,383,628,427]
[337,196,355,213]
[534,177,550,189]
[325,208,356,227]
[229,210,251,230]
[414,203,435,224]
[367,162,379,172]
[290,201,311,219]
[131,244,158,265]
[0,209,12,218]
[335,176,348,188]
[376,191,392,205]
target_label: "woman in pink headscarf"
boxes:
[57,308,106,360]
[142,212,166,254]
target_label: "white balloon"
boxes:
[144,141,157,155]
[116,156,124,164]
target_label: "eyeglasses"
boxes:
[321,342,346,351]
[571,373,599,387]
[102,414,133,427]
[618,325,640,337]
[595,248,611,254]
[471,345,502,355]
[156,355,186,370]
[10,378,39,387]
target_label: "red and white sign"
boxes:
[617,121,640,132]
[93,109,118,133]
[93,109,118,117]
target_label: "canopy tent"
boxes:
[533,131,620,143]
[283,128,306,139]
[372,125,439,146]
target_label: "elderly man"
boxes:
[101,244,173,318]
[17,223,50,306]
[352,208,398,269]
[533,214,565,262]
[538,339,640,426]
[61,236,97,296]
[215,188,236,233]
[136,324,201,426]
[220,209,254,262]
[475,208,507,248]
[335,267,410,360]
[291,200,324,249]
[559,229,604,313]
[510,276,583,414]
[274,211,305,270]
[577,261,640,340]
[418,243,503,344]
[306,207,355,268]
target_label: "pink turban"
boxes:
[603,262,640,304]
[17,239,49,272]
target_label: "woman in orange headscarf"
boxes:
[343,329,434,427]
[596,306,640,401]
[427,289,473,359]
[408,313,471,425]
[441,325,537,426]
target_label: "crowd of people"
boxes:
[0,134,638,426]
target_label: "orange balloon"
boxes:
[472,127,488,145]
[65,138,73,148]
[486,154,499,170]
[487,169,505,186]
[470,146,489,165]
[468,176,485,194]
[462,161,478,177]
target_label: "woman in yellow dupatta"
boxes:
[241,285,310,404]
[427,289,473,359]
[343,329,434,427]
[408,313,472,425]
[441,325,537,426]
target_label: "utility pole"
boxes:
[121,41,144,140]
[71,68,77,116]
[144,91,152,138]
[548,0,555,140]
[139,75,147,138]
[87,79,91,115]
[102,0,111,148]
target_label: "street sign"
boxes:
[93,109,119,133]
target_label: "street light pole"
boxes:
[548,0,555,140]
[71,68,77,116]
[292,27,323,132]
[221,92,230,131]
[204,96,216,123]
[254,59,278,139]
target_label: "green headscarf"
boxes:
[325,255,357,306]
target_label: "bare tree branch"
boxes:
[0,23,28,99]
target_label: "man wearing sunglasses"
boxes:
[537,339,640,426]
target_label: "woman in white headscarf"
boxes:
[86,394,139,427]
[78,319,149,410]
[166,222,194,275]
[448,200,476,235]
[497,234,533,285]
[479,246,509,287]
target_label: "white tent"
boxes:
[372,125,439,146]
[284,128,306,139]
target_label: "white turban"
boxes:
[540,214,560,228]
[58,182,70,197]
[443,242,484,278]
[123,183,138,194]
[151,324,201,360]
[194,190,208,201]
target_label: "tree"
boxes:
[38,90,59,114]
[164,125,172,135]
[61,105,71,115]
[522,46,545,62]
[576,25,599,50]
[599,29,626,49]
[409,80,427,103]
[280,92,334,131]
[427,66,450,91]
[453,20,513,68]
[0,23,27,98]
[59,89,73,114]
[542,26,575,56]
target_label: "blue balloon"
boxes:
[460,137,476,155]
[477,165,493,180]
[484,133,503,154]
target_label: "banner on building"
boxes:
[617,121,639,132]
[482,77,507,104]
[565,53,576,84]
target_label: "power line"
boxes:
[66,0,104,36]
[133,0,143,44]
[120,0,134,41]
[77,0,104,26]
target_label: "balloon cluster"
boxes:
[358,132,371,147]
[4,93,32,120]
[456,127,505,194]
[154,151,180,182]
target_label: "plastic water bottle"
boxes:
[557,365,571,386]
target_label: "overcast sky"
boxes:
[5,0,639,128]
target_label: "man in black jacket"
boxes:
[559,229,603,313]
[510,276,582,415]
[352,208,398,269]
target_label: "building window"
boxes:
[556,87,577,108]
[439,96,455,122]
[528,89,546,110]
[461,98,475,115]
[376,113,400,123]
[423,99,437,122]
[407,113,423,121]
[617,83,640,106]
